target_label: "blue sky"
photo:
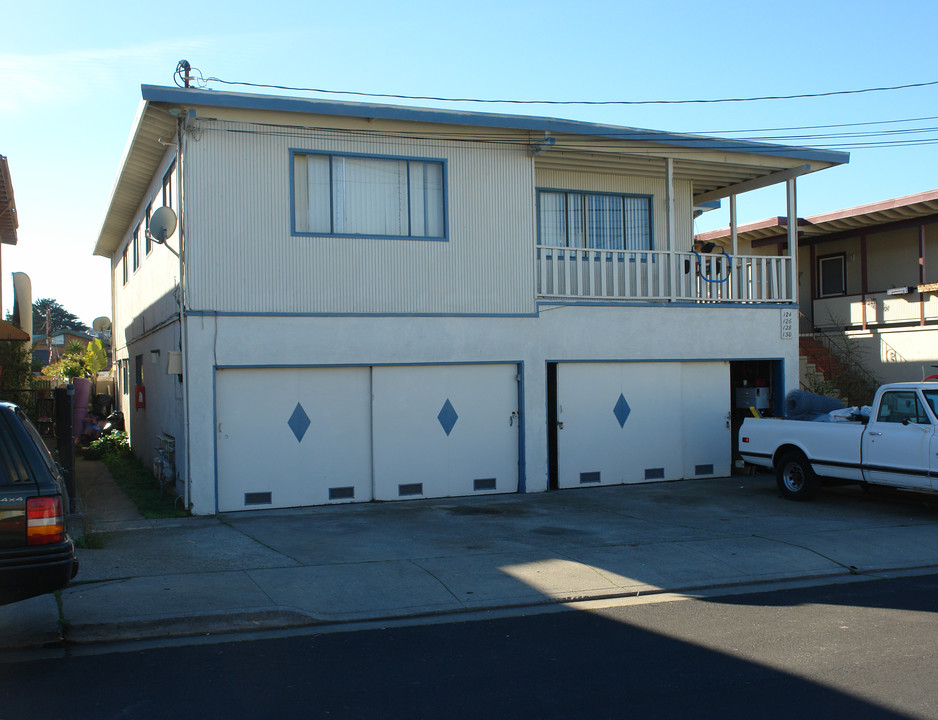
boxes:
[2,0,936,326]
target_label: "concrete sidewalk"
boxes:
[4,460,938,651]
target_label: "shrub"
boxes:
[83,431,130,460]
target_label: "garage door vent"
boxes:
[244,492,272,506]
[399,483,423,497]
[644,468,665,480]
[474,478,497,491]
[329,487,355,500]
[695,464,714,476]
[579,472,601,484]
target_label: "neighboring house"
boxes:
[33,328,111,368]
[0,155,18,313]
[94,84,847,515]
[697,190,938,386]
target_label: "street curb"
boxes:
[63,609,319,645]
[55,566,902,648]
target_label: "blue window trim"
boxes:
[290,148,449,242]
[536,187,653,251]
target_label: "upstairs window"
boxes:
[538,190,652,250]
[817,253,846,297]
[132,225,140,271]
[292,151,446,240]
[145,204,153,255]
[162,160,176,210]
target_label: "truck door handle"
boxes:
[868,431,882,436]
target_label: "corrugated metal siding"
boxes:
[185,121,535,315]
[112,151,180,352]
[535,169,693,250]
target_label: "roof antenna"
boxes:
[175,60,192,89]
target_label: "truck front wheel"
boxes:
[776,450,820,501]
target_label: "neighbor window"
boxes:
[292,151,446,239]
[538,190,652,250]
[122,247,128,285]
[132,225,140,271]
[817,253,846,298]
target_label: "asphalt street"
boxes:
[4,573,937,720]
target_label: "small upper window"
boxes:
[145,204,153,256]
[122,246,129,285]
[132,225,140,271]
[818,253,846,298]
[292,151,446,240]
[162,161,176,210]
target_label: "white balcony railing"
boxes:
[536,247,793,304]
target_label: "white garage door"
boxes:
[215,367,373,511]
[372,364,520,500]
[556,362,730,489]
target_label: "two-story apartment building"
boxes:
[94,85,847,514]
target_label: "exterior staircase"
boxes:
[799,335,846,382]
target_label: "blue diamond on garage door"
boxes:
[613,393,631,428]
[288,402,311,442]
[438,399,459,436]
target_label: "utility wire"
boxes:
[200,73,938,106]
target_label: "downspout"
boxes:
[176,114,191,511]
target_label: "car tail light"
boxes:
[27,495,65,545]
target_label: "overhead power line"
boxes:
[197,72,938,106]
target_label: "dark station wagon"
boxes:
[0,402,78,604]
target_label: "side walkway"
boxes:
[3,460,938,652]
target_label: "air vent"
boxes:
[644,468,665,480]
[579,471,601,484]
[695,464,714,476]
[399,483,423,497]
[244,492,272,506]
[474,478,496,491]
[329,486,355,500]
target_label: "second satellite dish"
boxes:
[149,207,177,244]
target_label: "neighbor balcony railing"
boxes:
[535,247,794,304]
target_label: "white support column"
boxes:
[729,194,738,256]
[786,178,798,304]
[666,158,676,302]
[729,194,738,300]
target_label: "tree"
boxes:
[32,298,88,334]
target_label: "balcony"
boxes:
[536,247,794,304]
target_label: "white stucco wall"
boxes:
[183,303,797,514]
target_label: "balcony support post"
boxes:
[666,158,676,302]
[786,178,798,304]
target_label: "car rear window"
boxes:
[16,407,58,476]
[0,420,32,485]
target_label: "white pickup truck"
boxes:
[739,382,938,500]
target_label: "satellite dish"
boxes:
[149,206,177,244]
[92,316,111,334]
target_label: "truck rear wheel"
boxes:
[776,450,820,501]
